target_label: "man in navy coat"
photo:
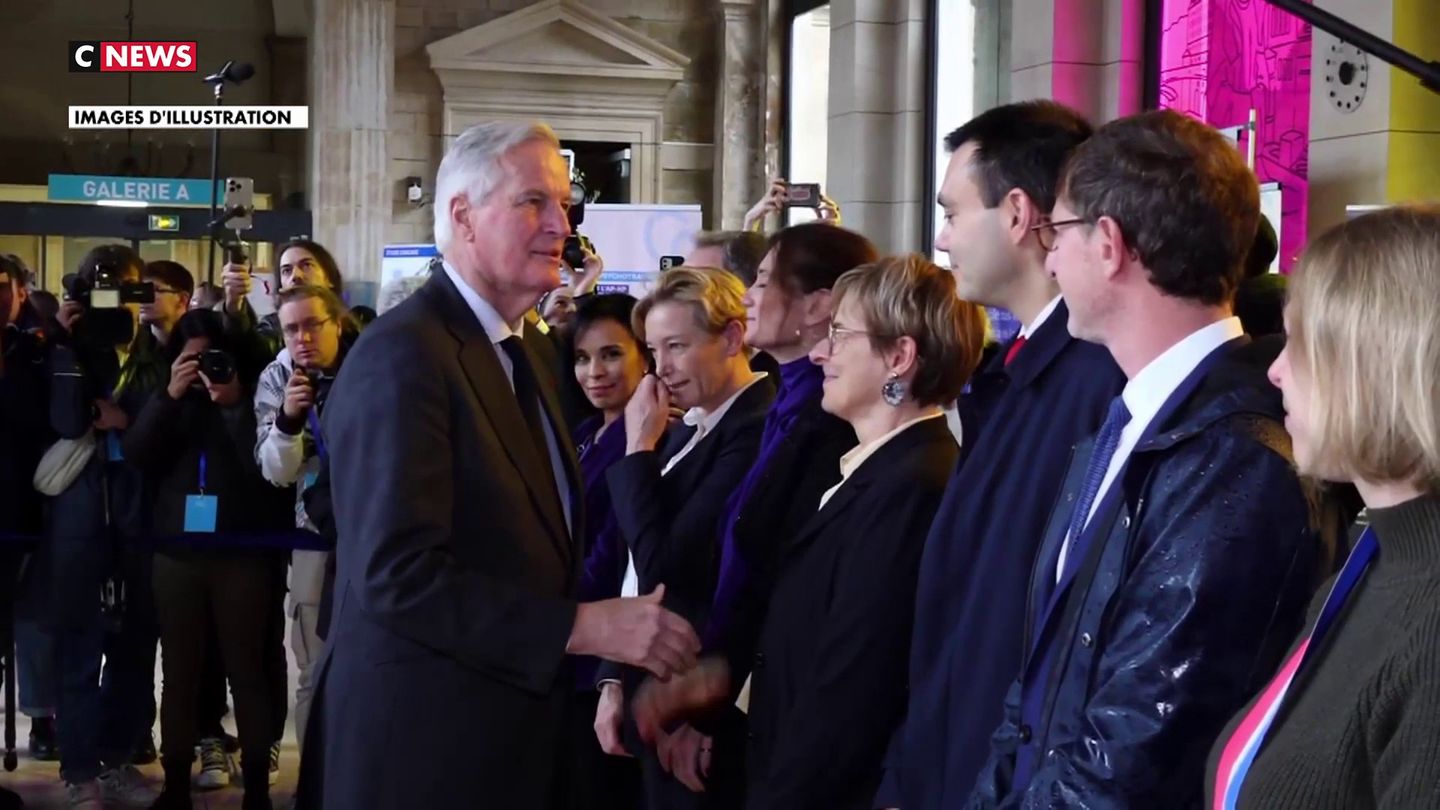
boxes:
[875,101,1126,809]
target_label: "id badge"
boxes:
[107,432,124,462]
[184,494,219,533]
[303,469,319,489]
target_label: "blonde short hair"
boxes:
[831,253,988,407]
[1287,203,1440,492]
[633,265,746,343]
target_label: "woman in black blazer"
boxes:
[648,222,879,793]
[596,266,775,809]
[635,254,987,809]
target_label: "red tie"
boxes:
[1004,335,1028,367]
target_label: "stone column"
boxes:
[1007,0,1143,122]
[825,0,928,254]
[308,0,394,302]
[714,0,765,230]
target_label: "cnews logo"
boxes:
[69,41,197,73]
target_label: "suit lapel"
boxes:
[423,274,572,560]
[526,334,582,566]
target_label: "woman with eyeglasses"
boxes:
[252,284,357,763]
[637,254,987,808]
[1207,205,1440,809]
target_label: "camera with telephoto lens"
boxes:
[62,260,155,346]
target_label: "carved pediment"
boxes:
[426,0,689,84]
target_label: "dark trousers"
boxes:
[48,535,159,784]
[195,555,289,743]
[564,690,640,810]
[153,550,283,783]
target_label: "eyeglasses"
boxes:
[1030,218,1088,252]
[826,320,872,351]
[282,316,336,339]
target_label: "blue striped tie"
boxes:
[1061,396,1132,572]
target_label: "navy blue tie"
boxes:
[1060,396,1132,577]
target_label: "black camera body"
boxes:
[62,262,155,346]
[563,179,589,272]
[198,349,236,386]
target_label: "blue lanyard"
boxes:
[1220,527,1378,808]
[307,408,328,463]
[198,452,207,494]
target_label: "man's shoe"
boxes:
[66,780,102,809]
[98,765,161,807]
[28,716,59,761]
[132,731,158,765]
[195,737,233,790]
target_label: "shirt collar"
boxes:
[1121,316,1244,431]
[442,260,524,344]
[681,372,769,437]
[836,411,945,481]
[1019,295,1063,339]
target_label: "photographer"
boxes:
[122,308,289,810]
[43,244,168,807]
[252,284,355,757]
[2,257,55,805]
[220,239,345,358]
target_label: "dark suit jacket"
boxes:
[295,271,584,809]
[747,416,958,810]
[878,301,1127,809]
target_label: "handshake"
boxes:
[566,584,700,682]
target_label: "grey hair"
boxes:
[432,121,562,254]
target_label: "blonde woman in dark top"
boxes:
[1208,203,1440,810]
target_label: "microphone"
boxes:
[202,61,256,86]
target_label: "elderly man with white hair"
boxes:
[294,121,701,810]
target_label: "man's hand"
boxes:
[632,656,732,745]
[743,178,788,231]
[818,193,843,225]
[571,247,605,297]
[93,398,128,431]
[593,682,632,758]
[56,301,84,334]
[282,368,314,420]
[167,353,202,400]
[221,261,253,313]
[567,585,700,680]
[624,375,671,455]
[658,723,711,793]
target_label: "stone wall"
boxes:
[388,0,722,249]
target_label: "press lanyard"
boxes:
[197,452,207,494]
[307,408,328,463]
[1217,527,1378,809]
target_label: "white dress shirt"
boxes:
[442,260,573,537]
[1055,316,1243,580]
[1020,294,1063,340]
[619,372,770,597]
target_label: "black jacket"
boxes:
[0,302,53,539]
[710,397,856,704]
[747,416,958,810]
[122,389,291,543]
[603,378,776,635]
[969,336,1325,809]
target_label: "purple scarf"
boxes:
[704,357,825,648]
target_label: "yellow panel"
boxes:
[1387,131,1440,203]
[1388,0,1440,134]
